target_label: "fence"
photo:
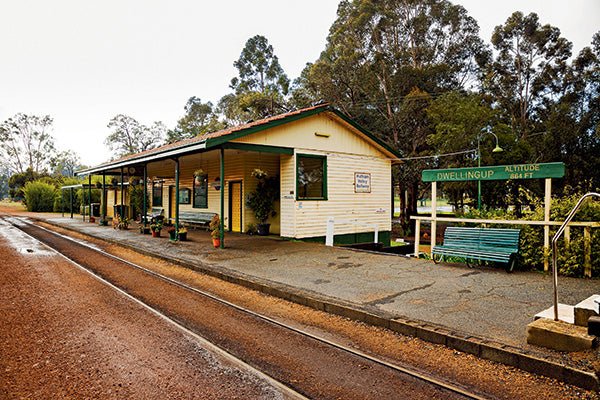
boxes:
[411,215,599,277]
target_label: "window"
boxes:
[296,154,327,200]
[193,174,208,208]
[152,182,163,206]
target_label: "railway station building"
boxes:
[77,104,399,246]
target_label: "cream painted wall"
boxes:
[232,113,392,159]
[280,150,391,239]
[140,112,393,239]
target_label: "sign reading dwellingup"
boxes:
[422,162,565,182]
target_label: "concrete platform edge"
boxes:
[38,219,600,392]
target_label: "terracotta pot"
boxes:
[212,238,220,248]
[151,230,161,238]
[89,216,95,223]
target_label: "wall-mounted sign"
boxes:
[422,162,565,182]
[178,188,191,204]
[354,172,371,193]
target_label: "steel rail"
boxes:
[4,216,308,400]
[10,217,489,400]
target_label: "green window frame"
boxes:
[296,154,327,200]
[152,181,163,206]
[193,174,208,208]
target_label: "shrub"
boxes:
[460,192,600,277]
[23,180,57,212]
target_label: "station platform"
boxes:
[10,212,600,390]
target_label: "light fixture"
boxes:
[213,177,221,191]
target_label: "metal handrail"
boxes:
[551,192,600,320]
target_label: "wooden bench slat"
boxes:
[432,227,520,271]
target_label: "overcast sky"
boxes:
[1,0,598,167]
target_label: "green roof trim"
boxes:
[77,104,399,175]
[222,142,294,154]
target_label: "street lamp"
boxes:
[477,128,503,210]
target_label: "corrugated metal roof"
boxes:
[77,103,400,175]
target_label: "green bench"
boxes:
[177,211,217,230]
[432,227,521,272]
[145,207,164,223]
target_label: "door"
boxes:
[229,181,242,232]
[168,186,176,221]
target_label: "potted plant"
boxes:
[209,214,221,248]
[99,217,109,226]
[193,168,205,185]
[246,169,279,235]
[165,224,177,241]
[139,225,150,234]
[178,225,188,241]
[150,220,163,237]
[118,216,129,230]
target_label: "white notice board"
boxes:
[354,172,371,193]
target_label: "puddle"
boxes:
[0,218,55,256]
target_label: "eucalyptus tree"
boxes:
[485,11,572,141]
[536,31,600,190]
[105,114,165,158]
[0,113,56,174]
[166,96,224,143]
[300,0,488,223]
[50,149,81,177]
[219,35,291,124]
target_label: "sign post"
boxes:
[420,162,565,270]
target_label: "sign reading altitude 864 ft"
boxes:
[422,162,565,182]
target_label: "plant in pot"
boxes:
[99,217,109,226]
[209,214,221,248]
[165,223,177,241]
[150,220,163,237]
[246,169,279,236]
[193,169,206,185]
[117,216,129,230]
[178,225,188,241]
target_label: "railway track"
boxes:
[6,216,490,400]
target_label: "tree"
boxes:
[105,115,165,158]
[0,113,55,174]
[231,35,290,96]
[485,12,572,140]
[427,91,515,209]
[536,31,600,190]
[50,149,81,177]
[219,35,291,123]
[0,166,10,199]
[166,97,224,143]
[298,0,488,225]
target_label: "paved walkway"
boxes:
[26,214,597,352]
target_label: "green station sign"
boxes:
[422,162,565,182]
